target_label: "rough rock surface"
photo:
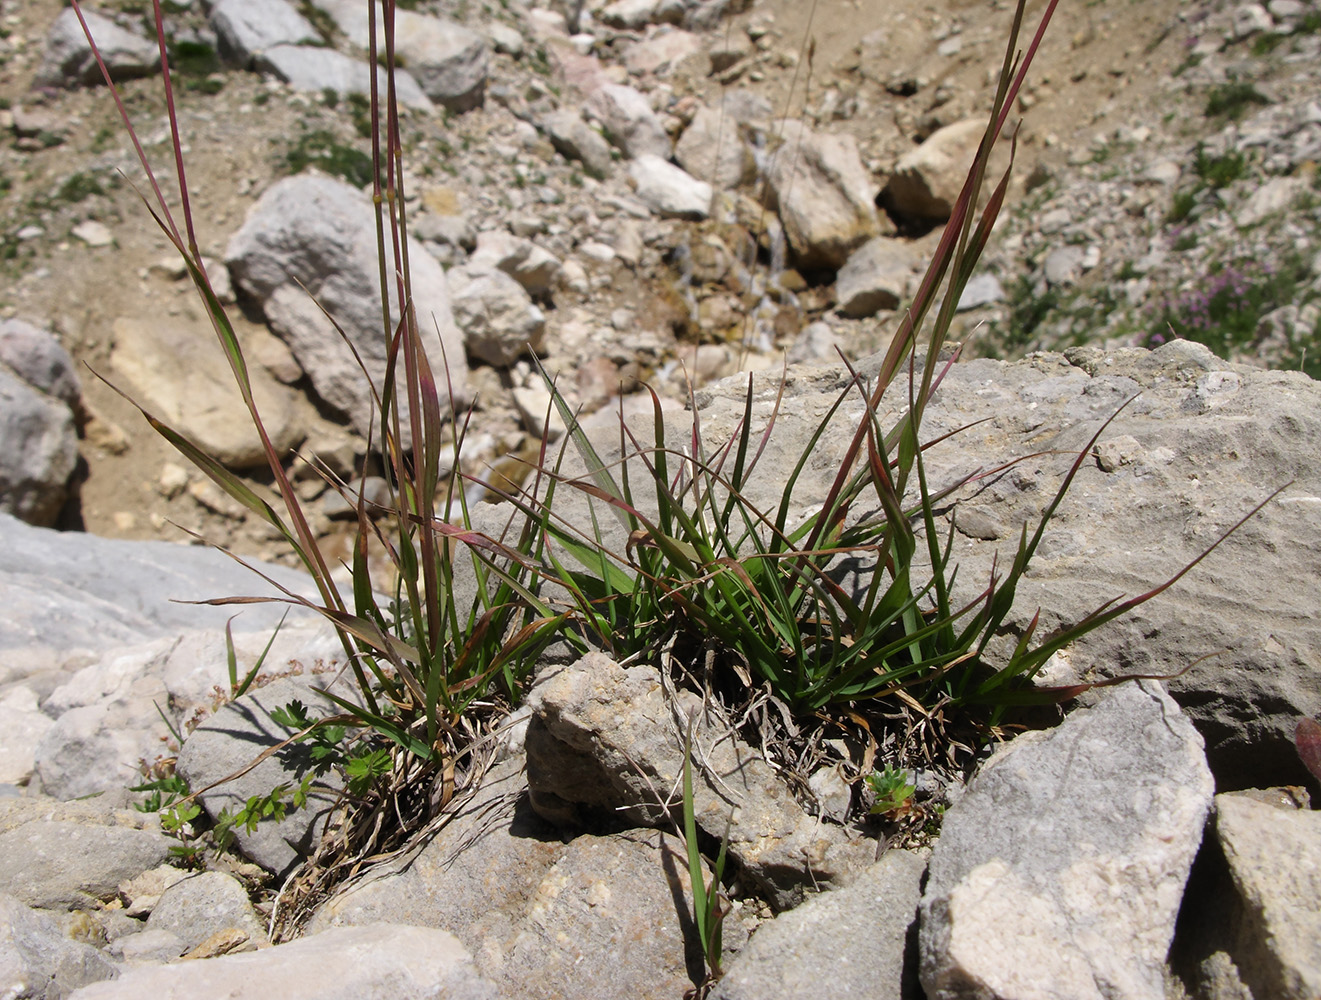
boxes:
[764,120,882,269]
[628,154,714,219]
[0,368,77,527]
[0,893,118,1000]
[684,343,1321,787]
[225,173,469,440]
[255,45,431,109]
[209,0,321,66]
[835,237,922,318]
[109,313,306,469]
[447,266,546,367]
[0,797,172,910]
[310,757,703,1000]
[66,924,498,1000]
[525,652,872,909]
[145,871,270,955]
[1211,793,1321,999]
[714,849,927,1000]
[884,118,1001,221]
[175,678,344,877]
[919,682,1212,1000]
[584,83,673,161]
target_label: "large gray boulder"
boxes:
[256,45,431,110]
[674,94,768,191]
[209,0,321,65]
[225,173,470,442]
[919,682,1212,999]
[309,1,488,111]
[65,924,498,1000]
[680,342,1321,788]
[764,120,882,269]
[0,368,77,528]
[540,109,615,180]
[33,7,159,89]
[0,513,317,677]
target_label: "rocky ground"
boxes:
[1,0,1320,998]
[3,0,1318,563]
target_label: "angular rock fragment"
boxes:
[525,652,872,909]
[919,682,1213,1000]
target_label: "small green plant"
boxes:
[866,766,917,816]
[283,129,374,187]
[56,172,105,204]
[1204,79,1270,120]
[1193,146,1248,188]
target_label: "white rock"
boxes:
[448,267,546,367]
[33,8,159,88]
[225,174,469,441]
[71,220,113,247]
[585,83,673,161]
[765,120,881,268]
[210,0,320,64]
[628,155,713,219]
[257,45,431,109]
[835,237,920,317]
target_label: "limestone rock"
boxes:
[525,652,872,909]
[225,174,469,442]
[885,118,1006,222]
[175,678,345,876]
[256,45,431,109]
[110,313,306,469]
[0,369,77,528]
[0,320,81,413]
[585,84,673,161]
[541,109,615,179]
[310,757,701,1000]
[210,0,321,65]
[0,893,117,999]
[835,237,921,317]
[0,798,173,909]
[66,924,498,1000]
[713,849,927,1000]
[629,155,713,219]
[919,682,1212,1000]
[33,8,159,89]
[674,93,770,191]
[146,871,270,954]
[764,120,881,269]
[468,231,562,299]
[448,266,546,368]
[1213,793,1321,999]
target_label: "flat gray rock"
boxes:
[66,924,498,1000]
[146,871,270,954]
[0,514,318,677]
[0,369,77,528]
[714,849,927,1000]
[210,0,321,65]
[0,893,117,999]
[312,756,703,1000]
[33,8,159,89]
[175,678,345,877]
[919,682,1212,1000]
[0,798,173,910]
